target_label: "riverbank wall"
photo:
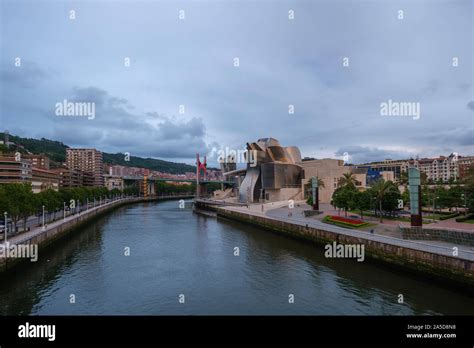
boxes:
[216,207,474,291]
[0,195,193,273]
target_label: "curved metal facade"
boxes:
[238,138,303,203]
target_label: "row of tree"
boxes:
[398,169,473,212]
[328,168,474,222]
[0,184,127,233]
[331,174,401,222]
[0,181,201,233]
[399,184,467,211]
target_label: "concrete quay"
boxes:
[215,202,474,290]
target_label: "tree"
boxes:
[461,166,474,213]
[2,183,35,232]
[397,171,408,187]
[381,187,402,213]
[36,189,62,221]
[305,178,325,205]
[447,185,462,211]
[338,172,357,189]
[401,189,410,209]
[352,190,371,220]
[370,179,399,222]
[0,185,7,217]
[332,185,356,217]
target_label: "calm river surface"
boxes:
[1,200,473,315]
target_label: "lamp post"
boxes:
[433,196,439,216]
[42,205,45,231]
[4,212,7,244]
[461,193,467,215]
[63,202,66,221]
[86,198,89,211]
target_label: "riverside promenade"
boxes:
[215,201,474,289]
[0,195,193,273]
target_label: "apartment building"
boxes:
[457,156,474,179]
[23,154,50,170]
[66,148,104,186]
[0,155,32,184]
[409,154,459,182]
[361,153,474,183]
[31,168,60,193]
[51,168,84,187]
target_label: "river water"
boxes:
[1,200,473,315]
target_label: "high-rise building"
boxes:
[66,148,104,186]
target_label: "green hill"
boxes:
[103,153,195,174]
[0,132,196,174]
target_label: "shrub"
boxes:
[438,212,460,220]
[455,213,474,222]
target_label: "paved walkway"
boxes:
[315,203,474,232]
[3,198,133,247]
[221,201,474,261]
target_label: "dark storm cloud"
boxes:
[50,86,208,158]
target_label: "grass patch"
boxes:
[348,210,410,222]
[423,214,442,220]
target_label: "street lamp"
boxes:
[461,193,467,215]
[433,196,439,216]
[3,212,7,244]
[63,202,66,221]
[42,205,45,231]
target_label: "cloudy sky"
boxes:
[0,0,472,166]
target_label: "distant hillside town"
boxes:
[0,131,222,193]
[0,131,473,197]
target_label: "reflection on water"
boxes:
[0,200,473,315]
